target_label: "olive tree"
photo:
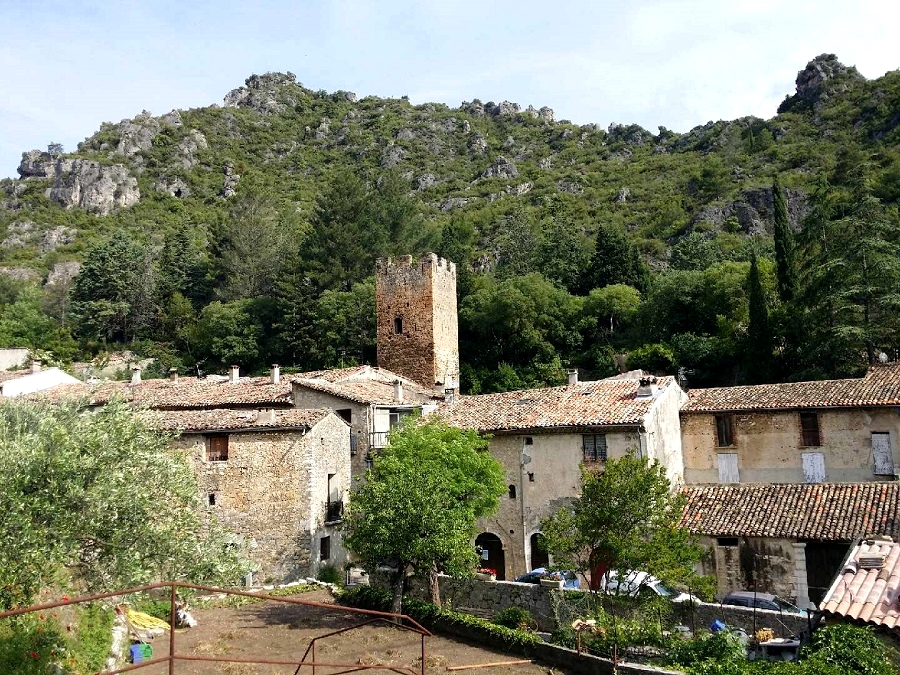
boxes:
[0,398,248,610]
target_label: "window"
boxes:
[715,414,734,447]
[717,453,739,483]
[336,408,352,423]
[320,536,331,561]
[393,316,403,334]
[717,537,739,547]
[802,452,825,483]
[208,493,217,506]
[800,413,821,447]
[582,435,607,463]
[528,472,535,482]
[524,437,533,445]
[508,485,517,499]
[872,432,894,476]
[206,435,229,462]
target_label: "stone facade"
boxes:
[376,254,459,389]
[681,408,900,484]
[174,412,350,583]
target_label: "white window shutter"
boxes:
[872,433,893,475]
[801,452,825,483]
[717,453,739,483]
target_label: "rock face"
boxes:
[46,261,81,287]
[115,114,160,156]
[794,54,863,105]
[0,266,40,282]
[693,187,809,234]
[224,72,300,114]
[48,160,140,215]
[155,176,191,198]
[482,156,518,180]
[17,150,54,178]
[381,145,406,169]
[221,162,240,198]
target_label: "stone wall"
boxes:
[681,408,900,484]
[697,536,800,602]
[292,383,369,478]
[176,412,350,583]
[643,383,687,485]
[375,253,458,388]
[673,601,815,639]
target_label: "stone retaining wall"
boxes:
[674,601,816,639]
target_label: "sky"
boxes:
[1,0,898,178]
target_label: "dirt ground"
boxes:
[124,589,574,674]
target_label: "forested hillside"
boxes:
[1,54,898,391]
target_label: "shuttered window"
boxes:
[801,452,825,483]
[872,433,894,476]
[206,435,229,462]
[799,413,821,447]
[717,453,739,483]
[715,415,734,447]
[582,435,607,463]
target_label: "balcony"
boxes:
[370,431,390,449]
[325,500,344,524]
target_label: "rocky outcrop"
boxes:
[39,226,76,252]
[1,221,35,248]
[525,105,555,123]
[223,72,301,114]
[0,266,40,282]
[0,221,74,252]
[48,160,140,215]
[482,156,518,180]
[221,162,240,198]
[115,113,160,156]
[469,134,488,154]
[155,176,191,198]
[693,187,809,234]
[381,145,405,168]
[17,150,54,178]
[173,129,207,169]
[779,54,864,112]
[615,187,630,203]
[416,174,436,191]
[46,261,81,287]
[440,197,469,211]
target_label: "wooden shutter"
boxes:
[872,433,894,476]
[802,452,825,483]
[717,453,739,483]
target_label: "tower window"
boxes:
[508,485,517,499]
[208,493,217,506]
[394,316,403,334]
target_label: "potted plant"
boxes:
[539,571,565,588]
[475,567,497,581]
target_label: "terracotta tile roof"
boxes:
[144,407,331,432]
[820,538,900,628]
[434,378,676,432]
[681,483,900,540]
[36,375,293,409]
[682,364,900,413]
[292,366,438,406]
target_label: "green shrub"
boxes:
[493,606,537,631]
[316,564,342,585]
[800,624,894,675]
[0,615,66,675]
[69,603,114,673]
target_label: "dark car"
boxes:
[513,567,580,589]
[721,591,809,617]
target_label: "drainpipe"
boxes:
[520,438,532,573]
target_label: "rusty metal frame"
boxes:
[0,581,430,674]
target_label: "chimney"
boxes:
[636,376,658,398]
[271,364,280,385]
[30,360,41,374]
[567,369,579,386]
[256,409,277,425]
[229,365,240,383]
[131,366,142,384]
[169,367,179,382]
[394,379,404,403]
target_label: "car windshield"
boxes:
[773,597,803,613]
[653,582,676,597]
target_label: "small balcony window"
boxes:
[206,434,229,462]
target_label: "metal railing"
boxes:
[0,581,430,675]
[370,431,390,448]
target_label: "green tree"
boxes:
[70,231,156,345]
[345,418,505,611]
[194,299,263,370]
[582,284,641,342]
[537,210,592,293]
[0,398,247,611]
[772,176,798,303]
[670,232,721,271]
[311,279,376,367]
[540,452,703,593]
[746,254,773,383]
[585,223,649,292]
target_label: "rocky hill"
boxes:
[0,54,898,390]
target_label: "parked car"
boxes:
[721,591,810,617]
[601,570,701,603]
[513,567,580,589]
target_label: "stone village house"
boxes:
[434,372,686,581]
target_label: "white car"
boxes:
[601,570,701,603]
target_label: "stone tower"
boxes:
[375,253,459,390]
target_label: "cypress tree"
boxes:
[586,223,650,292]
[746,254,773,383]
[772,176,797,302]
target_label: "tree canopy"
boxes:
[344,418,505,611]
[0,398,248,611]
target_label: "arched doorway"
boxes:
[475,532,506,580]
[530,533,549,570]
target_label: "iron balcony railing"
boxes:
[370,431,390,448]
